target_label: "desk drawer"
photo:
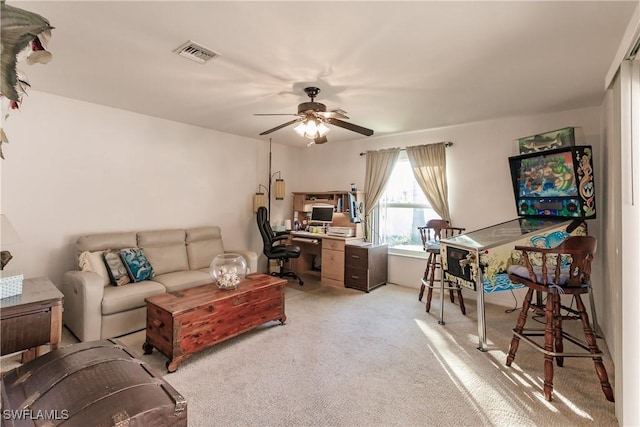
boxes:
[321,248,344,281]
[1,311,51,355]
[323,239,345,252]
[344,266,368,289]
[345,246,368,269]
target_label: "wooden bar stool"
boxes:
[418,220,466,317]
[505,235,614,402]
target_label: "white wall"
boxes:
[0,92,607,321]
[0,91,298,284]
[293,106,604,306]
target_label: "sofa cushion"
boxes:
[78,251,110,286]
[138,229,189,275]
[143,245,189,275]
[152,270,212,292]
[186,226,224,270]
[102,250,131,286]
[76,232,137,259]
[101,280,166,315]
[120,248,155,282]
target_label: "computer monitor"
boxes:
[311,205,334,223]
[347,192,361,223]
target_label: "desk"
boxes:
[0,277,64,363]
[290,232,363,287]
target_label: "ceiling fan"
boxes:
[255,87,374,145]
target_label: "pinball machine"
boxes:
[440,144,596,351]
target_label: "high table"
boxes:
[439,217,583,351]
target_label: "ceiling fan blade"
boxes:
[317,110,349,120]
[326,118,374,136]
[314,135,328,144]
[259,118,301,135]
[254,113,299,116]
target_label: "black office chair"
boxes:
[256,206,304,286]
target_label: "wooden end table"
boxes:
[0,276,64,363]
[143,274,287,372]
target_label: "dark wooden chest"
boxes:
[144,274,287,372]
[0,339,187,427]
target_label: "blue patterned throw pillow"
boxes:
[119,248,154,282]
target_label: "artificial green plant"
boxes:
[0,0,53,159]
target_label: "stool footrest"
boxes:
[420,278,460,291]
[513,329,603,358]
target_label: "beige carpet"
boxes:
[2,277,616,426]
[113,278,617,427]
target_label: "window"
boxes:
[374,152,441,253]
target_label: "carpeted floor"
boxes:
[2,276,617,426]
[116,277,617,427]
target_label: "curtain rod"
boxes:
[359,141,453,156]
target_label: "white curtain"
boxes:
[406,142,451,222]
[364,147,401,216]
[364,147,400,243]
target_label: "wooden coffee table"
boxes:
[143,274,287,372]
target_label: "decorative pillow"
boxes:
[102,250,131,286]
[78,250,110,286]
[119,248,155,282]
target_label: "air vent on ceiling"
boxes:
[173,40,220,64]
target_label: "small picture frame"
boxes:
[517,127,576,154]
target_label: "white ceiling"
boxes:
[15,1,637,147]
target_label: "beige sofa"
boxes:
[61,226,258,342]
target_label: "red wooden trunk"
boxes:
[144,274,287,372]
[1,339,187,427]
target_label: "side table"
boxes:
[344,243,388,292]
[1,276,64,363]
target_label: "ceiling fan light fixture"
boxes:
[316,122,330,137]
[294,118,330,140]
[305,119,318,137]
[293,121,307,137]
